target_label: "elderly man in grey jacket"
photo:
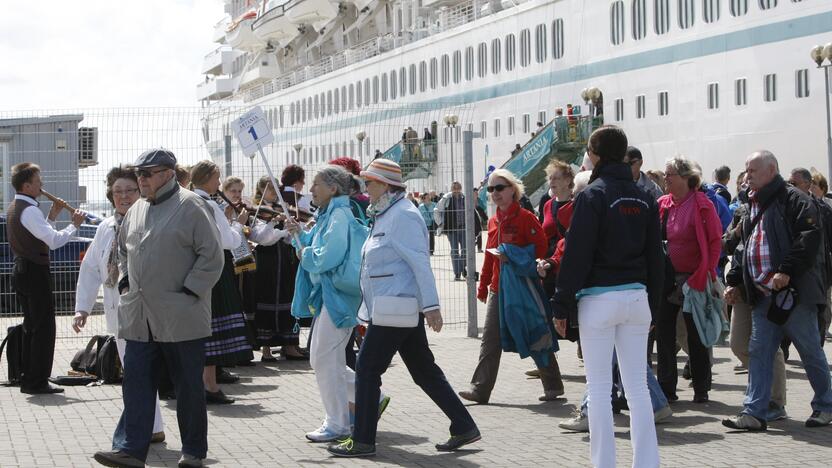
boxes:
[94,149,223,468]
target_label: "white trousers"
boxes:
[578,289,659,468]
[310,306,355,434]
[115,338,165,434]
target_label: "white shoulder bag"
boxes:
[371,296,420,328]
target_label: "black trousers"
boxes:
[13,259,56,389]
[656,299,712,397]
[353,315,477,445]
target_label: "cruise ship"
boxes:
[197,0,832,196]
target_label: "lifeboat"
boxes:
[252,0,300,49]
[225,9,264,51]
[212,16,231,44]
[286,0,340,33]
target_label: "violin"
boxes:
[217,191,284,223]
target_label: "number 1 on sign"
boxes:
[248,127,258,141]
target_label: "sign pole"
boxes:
[255,143,303,248]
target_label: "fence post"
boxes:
[463,130,478,338]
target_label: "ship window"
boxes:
[538,111,547,125]
[654,0,671,34]
[505,34,516,71]
[730,0,748,16]
[441,54,450,87]
[364,78,371,106]
[327,90,333,115]
[453,50,462,84]
[735,78,748,106]
[373,76,379,104]
[314,95,319,119]
[632,0,647,40]
[400,66,407,96]
[356,81,362,108]
[410,64,417,94]
[350,141,355,157]
[508,116,515,136]
[636,95,646,119]
[481,121,487,139]
[704,0,721,23]
[465,47,474,81]
[419,61,427,92]
[758,0,777,10]
[494,118,501,137]
[333,89,339,114]
[341,86,347,112]
[658,91,669,116]
[478,42,488,78]
[381,73,388,102]
[552,19,565,59]
[796,69,810,98]
[491,38,502,73]
[279,105,284,127]
[390,70,397,100]
[430,58,438,89]
[707,83,720,110]
[290,103,295,125]
[678,0,695,29]
[522,113,530,133]
[520,29,531,67]
[297,100,302,122]
[764,73,777,102]
[349,83,355,109]
[302,98,308,121]
[610,1,625,45]
[534,24,547,63]
[321,93,326,117]
[614,98,624,121]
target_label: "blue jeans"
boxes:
[743,296,832,420]
[447,229,465,278]
[580,352,668,416]
[113,338,207,461]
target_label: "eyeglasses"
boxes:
[134,168,168,178]
[113,188,139,197]
[487,184,509,193]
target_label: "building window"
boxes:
[614,98,625,121]
[654,0,671,34]
[430,57,438,89]
[704,0,721,23]
[678,0,695,29]
[658,91,669,116]
[636,95,646,119]
[764,73,777,102]
[538,110,547,125]
[494,118,501,137]
[390,69,397,100]
[735,78,748,106]
[522,113,530,133]
[707,82,720,110]
[441,54,450,87]
[508,116,515,136]
[796,69,810,98]
[552,19,565,59]
[632,0,647,40]
[400,66,407,97]
[758,0,778,10]
[477,42,488,78]
[480,121,487,138]
[730,0,748,16]
[519,29,531,67]
[453,50,462,83]
[611,1,625,45]
[491,38,502,73]
[465,46,474,81]
[419,61,427,92]
[381,73,388,102]
[534,23,547,63]
[409,64,417,94]
[505,34,516,71]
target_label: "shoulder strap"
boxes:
[661,208,669,241]
[0,334,9,365]
[747,185,785,234]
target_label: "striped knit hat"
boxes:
[361,159,405,188]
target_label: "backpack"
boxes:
[70,335,123,384]
[331,207,370,297]
[0,324,24,386]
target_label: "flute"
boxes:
[40,189,101,223]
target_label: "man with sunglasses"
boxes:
[722,151,832,431]
[94,149,223,468]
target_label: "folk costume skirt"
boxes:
[205,251,254,366]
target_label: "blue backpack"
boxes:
[331,207,369,297]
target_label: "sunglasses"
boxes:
[134,167,168,178]
[487,184,509,193]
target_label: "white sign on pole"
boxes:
[233,106,274,156]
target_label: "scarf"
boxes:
[104,213,124,288]
[367,191,405,218]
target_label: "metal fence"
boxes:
[0,104,483,353]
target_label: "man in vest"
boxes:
[434,181,467,280]
[7,162,85,394]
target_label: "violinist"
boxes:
[251,167,309,362]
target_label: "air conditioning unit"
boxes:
[78,127,98,167]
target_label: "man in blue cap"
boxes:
[94,149,223,468]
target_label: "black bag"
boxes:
[70,335,122,384]
[0,324,24,386]
[661,210,677,297]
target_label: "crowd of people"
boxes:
[5,122,832,467]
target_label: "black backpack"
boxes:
[70,335,122,384]
[0,324,24,386]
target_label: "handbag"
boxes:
[372,296,420,328]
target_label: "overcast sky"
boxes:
[0,0,222,110]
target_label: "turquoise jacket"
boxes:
[418,201,435,227]
[291,196,363,329]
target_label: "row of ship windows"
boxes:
[257,20,565,128]
[612,69,811,121]
[611,0,807,45]
[284,140,376,166]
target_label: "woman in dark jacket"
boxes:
[552,126,663,468]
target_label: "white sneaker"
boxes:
[305,425,350,443]
[654,405,673,423]
[558,411,589,432]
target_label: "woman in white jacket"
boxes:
[72,166,165,443]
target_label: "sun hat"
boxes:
[360,159,406,188]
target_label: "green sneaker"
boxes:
[378,395,391,420]
[327,438,376,458]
